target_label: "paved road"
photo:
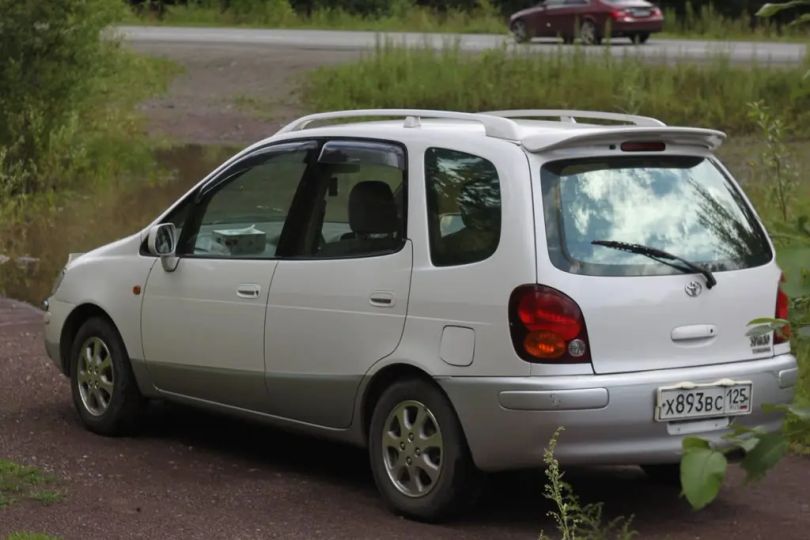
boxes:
[117,25,807,64]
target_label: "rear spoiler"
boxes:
[522,127,726,153]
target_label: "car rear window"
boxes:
[540,156,772,277]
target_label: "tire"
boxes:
[580,20,602,45]
[641,463,681,486]
[632,32,650,44]
[511,19,530,44]
[69,317,144,436]
[368,378,481,521]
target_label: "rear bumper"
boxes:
[611,20,664,34]
[438,354,797,472]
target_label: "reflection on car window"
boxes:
[425,148,501,266]
[541,156,772,276]
[183,149,309,258]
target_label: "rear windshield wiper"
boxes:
[591,240,717,289]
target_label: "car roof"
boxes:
[255,110,726,153]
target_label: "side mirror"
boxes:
[147,223,179,272]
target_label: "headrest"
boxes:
[349,181,398,235]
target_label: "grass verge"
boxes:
[0,459,62,508]
[302,44,810,136]
[6,534,61,540]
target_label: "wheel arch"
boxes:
[360,363,450,441]
[59,303,122,375]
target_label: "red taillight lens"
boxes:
[652,7,662,17]
[509,285,591,363]
[611,9,627,21]
[775,274,791,344]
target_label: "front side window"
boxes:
[540,156,772,276]
[179,144,313,258]
[305,141,407,258]
[425,148,501,266]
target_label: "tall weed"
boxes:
[302,44,810,135]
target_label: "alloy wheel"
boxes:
[382,400,444,498]
[76,337,115,416]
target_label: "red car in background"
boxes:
[509,0,664,45]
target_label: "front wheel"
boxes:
[70,317,144,435]
[368,379,481,521]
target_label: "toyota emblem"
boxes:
[685,281,703,297]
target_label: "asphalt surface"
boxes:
[2,296,810,539]
[116,26,808,64]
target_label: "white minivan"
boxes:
[43,110,798,520]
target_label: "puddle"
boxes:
[0,144,236,305]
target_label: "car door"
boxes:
[532,0,565,37]
[263,139,412,429]
[140,141,317,410]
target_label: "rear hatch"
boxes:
[534,152,780,374]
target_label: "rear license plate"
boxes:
[631,9,651,17]
[655,381,753,422]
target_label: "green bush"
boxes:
[0,0,174,208]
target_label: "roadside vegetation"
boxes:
[0,459,62,508]
[124,0,810,41]
[0,0,176,298]
[302,44,810,136]
[5,533,60,540]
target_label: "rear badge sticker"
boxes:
[749,333,771,354]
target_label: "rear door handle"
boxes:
[236,284,261,299]
[369,291,395,308]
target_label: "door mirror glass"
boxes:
[147,223,177,256]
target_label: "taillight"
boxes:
[621,141,666,152]
[509,285,591,363]
[610,9,628,21]
[775,274,791,344]
[652,7,662,17]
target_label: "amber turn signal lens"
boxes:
[524,330,566,359]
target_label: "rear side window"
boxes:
[540,156,772,276]
[425,148,501,266]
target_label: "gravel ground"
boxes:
[2,43,809,539]
[1,300,809,539]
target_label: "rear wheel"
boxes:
[641,463,681,485]
[511,19,530,43]
[580,20,602,45]
[70,317,144,435]
[369,378,481,521]
[632,32,650,44]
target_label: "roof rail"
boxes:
[483,110,666,128]
[276,109,522,140]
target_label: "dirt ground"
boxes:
[2,297,810,539]
[130,42,361,145]
[2,43,810,539]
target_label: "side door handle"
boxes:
[369,291,395,308]
[236,284,261,299]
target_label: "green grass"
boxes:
[301,44,810,136]
[0,459,62,508]
[6,534,61,540]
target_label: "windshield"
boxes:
[540,156,772,277]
